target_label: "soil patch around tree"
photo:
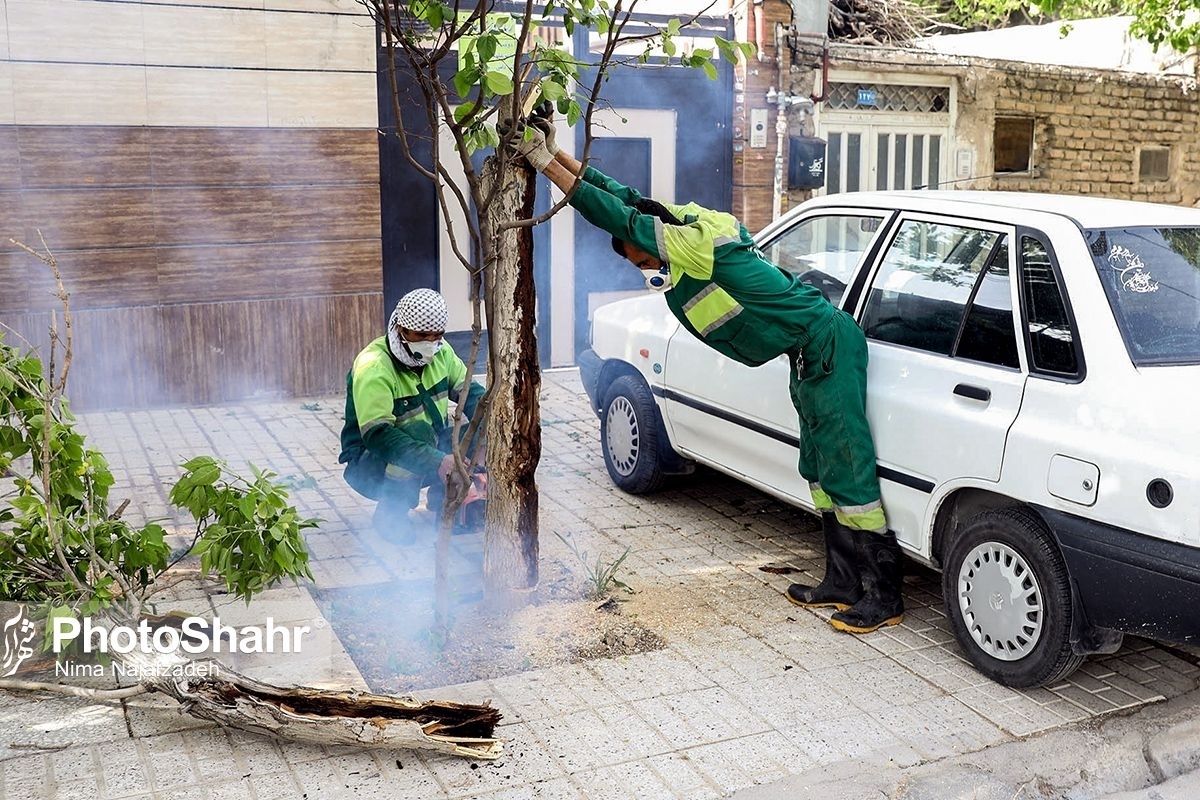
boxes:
[313,562,667,694]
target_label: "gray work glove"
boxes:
[500,118,554,172]
[530,103,560,156]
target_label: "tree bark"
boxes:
[480,157,541,606]
[145,659,502,759]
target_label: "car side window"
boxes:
[955,239,1020,368]
[1021,235,1079,375]
[861,219,1011,359]
[762,213,887,308]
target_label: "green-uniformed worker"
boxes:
[338,289,486,543]
[509,116,903,633]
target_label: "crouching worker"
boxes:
[338,289,487,543]
[506,113,903,633]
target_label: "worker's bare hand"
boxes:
[437,453,466,484]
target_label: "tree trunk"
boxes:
[480,156,541,605]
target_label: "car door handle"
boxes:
[953,383,991,402]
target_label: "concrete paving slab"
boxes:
[0,368,1197,799]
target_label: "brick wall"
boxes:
[790,44,1200,210]
[728,0,796,233]
[984,65,1200,205]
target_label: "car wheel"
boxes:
[599,374,666,494]
[942,507,1085,688]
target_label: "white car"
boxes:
[578,190,1200,689]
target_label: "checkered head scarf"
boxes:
[387,289,447,367]
[391,289,447,333]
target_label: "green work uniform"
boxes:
[570,167,887,532]
[338,336,484,511]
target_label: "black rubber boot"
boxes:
[829,530,905,633]
[785,513,864,611]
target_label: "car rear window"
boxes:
[1086,227,1200,365]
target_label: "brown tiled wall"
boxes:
[0,126,383,409]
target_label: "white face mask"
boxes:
[643,266,671,292]
[389,328,443,367]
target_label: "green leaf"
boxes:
[238,494,256,518]
[180,455,217,473]
[539,80,567,102]
[477,34,497,62]
[484,70,513,96]
[453,102,476,124]
[411,0,445,27]
[453,66,479,99]
[702,61,718,81]
[667,18,681,36]
[431,3,446,27]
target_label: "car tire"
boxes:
[942,507,1085,688]
[599,374,667,494]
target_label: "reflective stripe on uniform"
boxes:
[809,483,833,511]
[683,284,743,336]
[653,218,668,262]
[395,406,427,425]
[360,418,392,436]
[385,462,418,481]
[835,501,886,533]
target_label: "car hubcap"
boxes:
[605,396,640,476]
[957,541,1043,661]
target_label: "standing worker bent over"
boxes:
[507,114,903,633]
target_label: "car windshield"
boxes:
[1086,227,1200,365]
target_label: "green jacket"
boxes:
[570,166,834,366]
[338,337,484,478]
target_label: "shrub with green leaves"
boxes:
[0,333,318,611]
[171,457,317,602]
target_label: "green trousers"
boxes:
[790,309,887,533]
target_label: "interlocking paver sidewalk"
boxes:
[1,368,1197,799]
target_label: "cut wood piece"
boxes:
[76,642,505,760]
[152,661,504,759]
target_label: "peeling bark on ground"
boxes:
[150,660,503,759]
[1,619,503,760]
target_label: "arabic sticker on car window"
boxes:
[1108,244,1160,293]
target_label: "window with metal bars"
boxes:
[825,83,950,113]
[1138,147,1170,182]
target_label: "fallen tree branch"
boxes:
[161,662,504,759]
[1,623,504,760]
